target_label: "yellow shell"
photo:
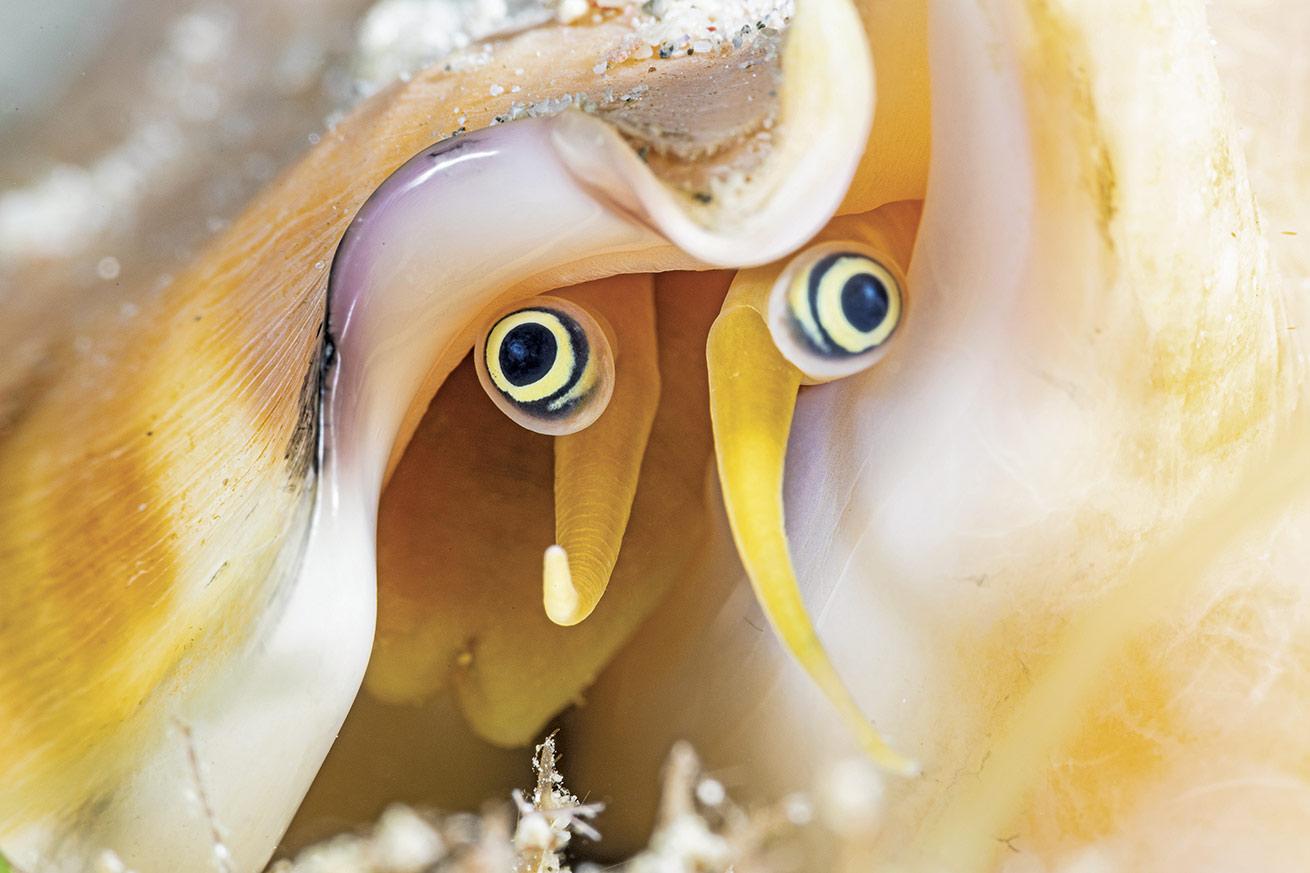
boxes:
[2,1,1307,872]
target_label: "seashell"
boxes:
[2,0,1307,871]
[0,0,882,868]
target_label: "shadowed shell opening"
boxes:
[293,198,916,853]
[273,0,903,859]
[287,271,730,854]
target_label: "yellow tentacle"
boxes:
[707,264,918,776]
[547,275,662,625]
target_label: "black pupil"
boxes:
[840,271,890,332]
[499,322,558,386]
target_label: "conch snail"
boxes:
[1,0,1307,872]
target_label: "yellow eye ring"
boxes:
[474,296,615,435]
[768,241,905,382]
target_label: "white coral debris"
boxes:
[269,737,858,873]
[511,733,604,871]
[370,807,447,871]
[815,758,884,838]
[93,850,135,873]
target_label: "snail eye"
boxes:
[768,242,905,381]
[474,296,615,435]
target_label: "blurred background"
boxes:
[0,0,551,409]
